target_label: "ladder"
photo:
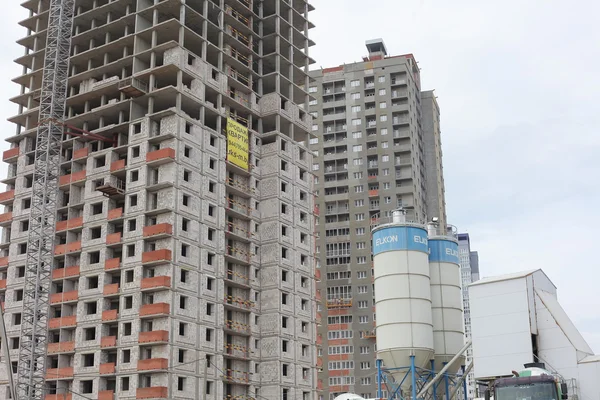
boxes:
[16,0,75,398]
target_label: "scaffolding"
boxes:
[17,0,76,399]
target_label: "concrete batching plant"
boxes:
[371,210,471,400]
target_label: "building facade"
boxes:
[309,40,447,400]
[0,1,318,399]
[458,233,480,399]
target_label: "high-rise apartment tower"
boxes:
[0,1,318,399]
[458,233,480,399]
[309,40,448,400]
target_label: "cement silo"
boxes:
[372,210,434,376]
[427,223,464,372]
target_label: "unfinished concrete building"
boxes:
[0,0,317,399]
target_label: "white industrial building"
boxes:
[469,269,600,400]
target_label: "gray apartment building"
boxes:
[458,233,480,399]
[0,1,318,399]
[308,40,448,400]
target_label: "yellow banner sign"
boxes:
[226,118,249,170]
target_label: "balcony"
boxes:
[99,390,115,400]
[101,336,117,348]
[107,207,123,220]
[45,395,72,400]
[139,330,169,344]
[141,249,172,265]
[0,190,15,204]
[103,283,119,296]
[102,309,118,321]
[104,257,121,271]
[110,159,126,172]
[56,216,83,232]
[47,341,75,354]
[224,295,254,311]
[52,265,79,279]
[50,290,78,304]
[100,362,116,375]
[137,358,168,371]
[106,232,122,245]
[0,212,11,228]
[59,170,86,187]
[224,343,250,360]
[224,320,251,335]
[72,147,89,160]
[146,148,175,166]
[2,147,19,162]
[143,223,173,239]
[136,387,168,399]
[139,302,170,317]
[54,241,82,255]
[45,367,74,380]
[315,269,321,281]
[0,280,6,290]
[368,189,379,197]
[141,276,171,291]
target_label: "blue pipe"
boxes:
[411,355,417,400]
[431,360,437,400]
[377,359,383,399]
[462,365,468,400]
[444,362,450,400]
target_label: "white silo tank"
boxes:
[427,224,464,372]
[372,211,434,378]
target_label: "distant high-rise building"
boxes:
[458,233,481,399]
[309,39,448,400]
[0,1,318,399]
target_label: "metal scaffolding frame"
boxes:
[17,0,75,398]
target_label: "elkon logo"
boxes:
[375,234,427,247]
[445,248,459,257]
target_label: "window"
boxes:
[87,276,99,289]
[281,293,288,305]
[309,138,319,145]
[358,300,368,308]
[360,362,371,369]
[184,146,191,157]
[130,170,139,182]
[309,99,317,106]
[183,169,191,182]
[123,349,131,363]
[123,323,131,336]
[378,76,386,83]
[360,346,370,354]
[351,105,361,113]
[85,327,96,340]
[382,155,390,162]
[350,79,360,87]
[282,364,289,376]
[311,124,318,131]
[351,92,361,100]
[208,228,215,241]
[14,289,23,302]
[355,213,364,221]
[352,145,362,152]
[83,353,95,367]
[205,328,213,341]
[356,227,365,235]
[178,377,186,391]
[281,247,288,259]
[181,244,188,257]
[309,86,317,93]
[182,194,190,206]
[381,141,389,148]
[352,131,362,139]
[130,195,138,207]
[182,218,189,231]
[17,266,25,278]
[180,269,188,283]
[124,296,133,309]
[380,102,387,109]
[384,196,391,204]
[125,270,134,283]
[383,168,390,175]
[379,89,386,95]
[380,114,388,122]
[381,128,388,135]
[206,303,213,316]
[207,277,214,290]
[358,285,368,294]
[208,181,215,192]
[354,185,363,193]
[357,270,367,278]
[354,172,363,179]
[383,182,391,189]
[208,204,215,217]
[86,301,97,315]
[178,349,186,363]
[132,146,140,157]
[355,199,364,207]
[282,316,288,328]
[179,322,187,336]
[359,316,369,324]
[352,118,362,126]
[180,296,187,309]
[13,313,21,326]
[361,377,372,385]
[209,158,216,170]
[356,243,366,250]
[128,219,136,232]
[90,227,102,239]
[353,158,363,166]
[121,377,130,391]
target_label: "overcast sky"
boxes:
[1,1,599,352]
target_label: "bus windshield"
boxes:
[496,382,558,400]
